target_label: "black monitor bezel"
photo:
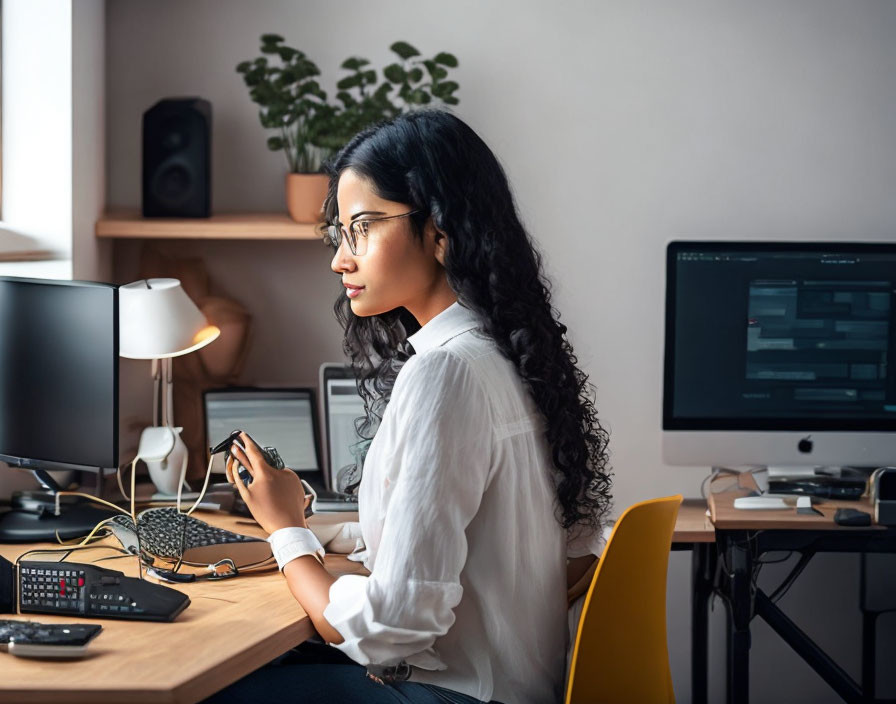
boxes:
[663,240,896,432]
[0,276,119,472]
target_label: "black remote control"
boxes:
[15,560,190,622]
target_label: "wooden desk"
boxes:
[0,505,712,704]
[704,484,895,704]
[673,498,715,543]
[0,511,365,704]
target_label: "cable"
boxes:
[768,551,814,603]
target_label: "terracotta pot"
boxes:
[285,173,329,223]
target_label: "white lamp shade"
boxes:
[119,278,220,359]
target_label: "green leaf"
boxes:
[341,56,369,70]
[373,83,393,99]
[431,66,448,81]
[443,95,459,105]
[436,80,459,95]
[236,60,251,73]
[408,67,423,83]
[260,33,284,45]
[267,136,285,150]
[433,52,458,67]
[337,74,362,90]
[362,69,377,84]
[277,47,298,61]
[383,63,407,84]
[390,41,420,59]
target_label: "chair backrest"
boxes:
[565,495,682,704]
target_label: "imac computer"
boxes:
[663,241,896,474]
[0,276,119,541]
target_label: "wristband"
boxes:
[268,526,325,571]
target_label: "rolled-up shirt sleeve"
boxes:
[323,349,492,668]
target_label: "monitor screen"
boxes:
[0,276,119,471]
[663,242,896,467]
[204,388,320,474]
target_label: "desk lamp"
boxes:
[119,278,220,497]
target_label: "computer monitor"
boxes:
[663,241,896,469]
[0,276,119,541]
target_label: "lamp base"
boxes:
[137,426,189,497]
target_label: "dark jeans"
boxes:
[203,641,496,704]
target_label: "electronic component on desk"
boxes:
[733,496,792,510]
[0,619,102,658]
[16,561,189,622]
[768,476,866,500]
[871,467,896,526]
[833,508,872,527]
[109,508,274,569]
[210,429,286,488]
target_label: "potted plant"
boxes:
[237,34,334,223]
[238,37,459,223]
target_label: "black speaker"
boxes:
[142,98,211,217]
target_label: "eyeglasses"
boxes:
[321,210,421,256]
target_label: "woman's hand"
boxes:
[226,432,310,534]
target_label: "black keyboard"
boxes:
[18,561,189,622]
[109,507,273,569]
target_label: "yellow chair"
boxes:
[565,495,682,704]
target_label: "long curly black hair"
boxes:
[323,110,611,534]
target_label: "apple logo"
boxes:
[798,436,813,454]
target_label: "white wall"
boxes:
[1,0,73,271]
[106,2,896,701]
[72,0,111,282]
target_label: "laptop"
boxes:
[319,363,368,496]
[203,384,361,513]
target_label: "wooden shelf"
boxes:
[95,211,320,240]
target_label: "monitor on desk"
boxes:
[0,276,120,541]
[663,241,896,469]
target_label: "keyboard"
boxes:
[312,489,360,513]
[18,561,190,621]
[109,507,273,569]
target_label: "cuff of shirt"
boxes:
[268,526,325,570]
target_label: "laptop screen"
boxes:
[204,388,320,474]
[321,365,366,491]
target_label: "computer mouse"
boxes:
[833,508,872,527]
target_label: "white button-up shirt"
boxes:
[323,302,603,704]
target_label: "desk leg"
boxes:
[692,543,714,704]
[723,533,752,704]
[862,610,876,701]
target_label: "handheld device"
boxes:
[210,430,285,487]
[0,620,102,658]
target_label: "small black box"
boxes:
[873,467,896,526]
[142,98,211,217]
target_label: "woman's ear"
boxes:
[433,229,449,266]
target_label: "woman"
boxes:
[211,110,611,704]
